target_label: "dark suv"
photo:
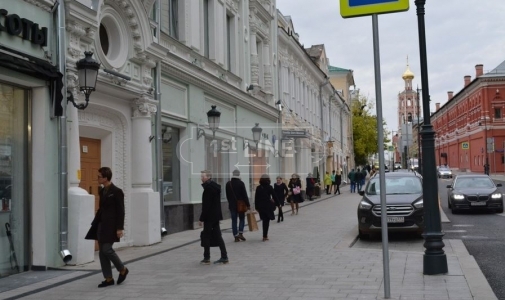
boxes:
[357,172,424,238]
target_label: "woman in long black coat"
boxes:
[306,173,315,201]
[255,174,277,241]
[287,174,302,215]
[273,176,289,222]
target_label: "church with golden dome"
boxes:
[394,58,422,165]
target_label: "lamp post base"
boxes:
[422,232,448,275]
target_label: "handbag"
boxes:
[293,186,301,195]
[228,182,248,213]
[200,229,221,247]
[246,211,259,231]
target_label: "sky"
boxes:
[276,0,505,133]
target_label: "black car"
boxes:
[447,175,503,214]
[357,172,424,238]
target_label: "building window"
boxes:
[99,24,109,55]
[162,126,180,202]
[494,108,502,119]
[226,13,236,72]
[161,0,178,39]
[0,83,29,277]
[203,0,210,58]
[205,138,230,199]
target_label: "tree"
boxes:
[352,95,389,166]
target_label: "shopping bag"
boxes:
[246,211,259,232]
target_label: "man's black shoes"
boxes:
[98,279,114,288]
[117,268,129,285]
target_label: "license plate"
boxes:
[471,202,487,206]
[387,217,404,223]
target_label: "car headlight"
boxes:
[453,194,465,200]
[413,199,423,209]
[491,193,502,199]
[359,200,373,210]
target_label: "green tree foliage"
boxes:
[352,96,389,165]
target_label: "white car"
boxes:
[437,166,452,178]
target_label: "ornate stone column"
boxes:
[263,37,272,93]
[131,95,157,188]
[130,95,161,245]
[250,24,259,86]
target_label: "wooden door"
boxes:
[79,137,101,250]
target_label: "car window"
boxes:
[454,177,494,189]
[366,177,422,195]
[439,167,449,171]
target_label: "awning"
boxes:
[0,46,63,116]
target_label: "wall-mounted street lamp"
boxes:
[67,51,100,110]
[244,123,263,150]
[197,105,221,140]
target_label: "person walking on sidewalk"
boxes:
[199,170,228,265]
[225,170,250,242]
[306,173,315,201]
[255,174,277,241]
[288,174,302,215]
[273,176,289,222]
[324,171,332,195]
[348,169,356,193]
[334,170,341,195]
[87,167,129,288]
[356,168,364,192]
[330,170,336,194]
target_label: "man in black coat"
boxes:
[199,170,228,265]
[225,170,250,242]
[88,167,129,288]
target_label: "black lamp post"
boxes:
[415,0,448,275]
[479,114,490,175]
[416,86,422,174]
[207,105,221,139]
[252,123,262,149]
[68,51,100,110]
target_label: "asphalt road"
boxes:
[439,177,505,300]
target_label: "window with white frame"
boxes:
[161,0,178,39]
[226,12,236,73]
[203,0,210,58]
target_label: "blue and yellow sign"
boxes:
[340,0,409,18]
[461,142,470,150]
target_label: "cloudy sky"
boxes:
[276,0,505,133]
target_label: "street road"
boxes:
[439,177,505,300]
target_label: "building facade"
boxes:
[0,0,60,276]
[432,62,505,173]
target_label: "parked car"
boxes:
[394,162,402,170]
[357,172,424,238]
[447,175,503,214]
[437,166,452,178]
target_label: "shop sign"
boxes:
[0,8,47,46]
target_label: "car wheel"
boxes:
[448,199,451,208]
[497,207,504,214]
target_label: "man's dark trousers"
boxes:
[99,243,124,278]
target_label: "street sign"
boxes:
[282,130,309,138]
[461,142,469,150]
[388,145,394,151]
[340,0,409,18]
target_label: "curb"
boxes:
[447,239,498,300]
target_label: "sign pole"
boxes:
[372,13,390,299]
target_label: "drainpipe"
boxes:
[155,0,167,236]
[57,0,72,263]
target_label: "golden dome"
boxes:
[402,64,415,80]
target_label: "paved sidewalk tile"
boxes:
[0,190,496,300]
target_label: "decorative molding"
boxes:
[78,106,130,243]
[22,0,54,12]
[132,94,157,118]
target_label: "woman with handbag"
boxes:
[273,176,289,223]
[225,170,251,242]
[255,174,277,241]
[287,173,302,215]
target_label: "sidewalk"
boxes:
[0,188,497,300]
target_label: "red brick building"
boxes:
[431,62,505,173]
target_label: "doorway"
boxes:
[79,137,101,250]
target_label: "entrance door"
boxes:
[79,137,101,250]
